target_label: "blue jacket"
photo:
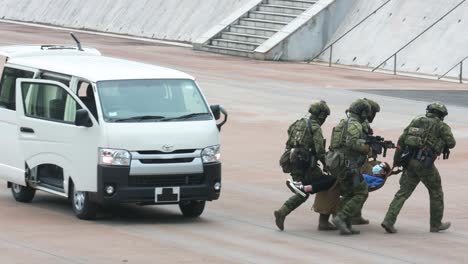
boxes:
[363,174,385,188]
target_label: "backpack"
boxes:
[330,119,348,150]
[286,118,313,148]
[279,118,313,173]
[404,116,440,150]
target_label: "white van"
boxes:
[0,43,227,219]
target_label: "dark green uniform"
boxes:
[282,118,326,214]
[333,114,369,219]
[352,99,380,225]
[383,109,456,231]
[274,101,330,231]
[328,99,371,235]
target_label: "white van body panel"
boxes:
[16,79,103,192]
[0,109,26,185]
[105,121,219,151]
[105,121,219,176]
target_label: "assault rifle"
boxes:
[366,135,396,159]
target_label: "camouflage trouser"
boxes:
[336,167,369,220]
[350,159,379,218]
[384,159,444,227]
[282,166,322,213]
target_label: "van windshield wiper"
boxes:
[113,115,166,122]
[162,113,211,121]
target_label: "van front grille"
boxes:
[137,149,196,155]
[128,174,204,187]
[139,158,194,164]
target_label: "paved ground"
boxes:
[1,22,468,264]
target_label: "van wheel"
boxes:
[179,200,205,217]
[11,183,36,203]
[71,185,97,220]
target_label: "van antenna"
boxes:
[70,32,83,51]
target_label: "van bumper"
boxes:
[91,162,221,205]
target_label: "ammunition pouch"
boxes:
[325,151,344,172]
[279,148,292,173]
[403,148,437,169]
[399,148,412,168]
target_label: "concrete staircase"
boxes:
[201,0,317,57]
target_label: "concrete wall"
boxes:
[0,0,251,43]
[318,0,468,79]
[257,0,356,60]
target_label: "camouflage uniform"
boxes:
[382,102,456,233]
[330,99,371,235]
[274,101,330,231]
[352,98,381,225]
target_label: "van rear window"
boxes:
[0,67,34,111]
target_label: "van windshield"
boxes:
[97,79,211,122]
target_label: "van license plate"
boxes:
[155,187,180,203]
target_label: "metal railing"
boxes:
[372,0,466,74]
[438,55,468,83]
[307,0,392,65]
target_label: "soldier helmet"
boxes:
[426,101,448,119]
[363,98,380,123]
[348,99,371,121]
[309,100,330,125]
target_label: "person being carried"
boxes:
[287,162,391,197]
[363,162,391,189]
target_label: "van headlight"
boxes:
[201,145,221,163]
[99,148,131,166]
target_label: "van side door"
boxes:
[0,65,35,185]
[15,79,102,193]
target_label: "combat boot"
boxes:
[332,215,352,235]
[381,221,397,234]
[346,219,360,235]
[318,214,338,231]
[430,222,451,233]
[351,215,370,225]
[274,205,290,231]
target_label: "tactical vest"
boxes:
[404,116,442,152]
[330,119,347,150]
[287,118,315,150]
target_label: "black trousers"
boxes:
[304,175,337,194]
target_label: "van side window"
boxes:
[0,67,34,110]
[77,81,98,120]
[21,82,81,123]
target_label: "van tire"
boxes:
[11,183,36,203]
[179,200,205,217]
[71,184,97,220]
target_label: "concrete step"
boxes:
[239,18,288,30]
[249,11,297,23]
[229,25,278,37]
[202,45,253,57]
[221,32,269,44]
[211,39,259,51]
[267,0,316,8]
[258,4,307,15]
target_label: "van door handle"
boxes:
[20,127,35,134]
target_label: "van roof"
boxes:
[0,45,194,82]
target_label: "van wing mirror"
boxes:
[75,109,93,127]
[210,105,221,120]
[210,105,227,132]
